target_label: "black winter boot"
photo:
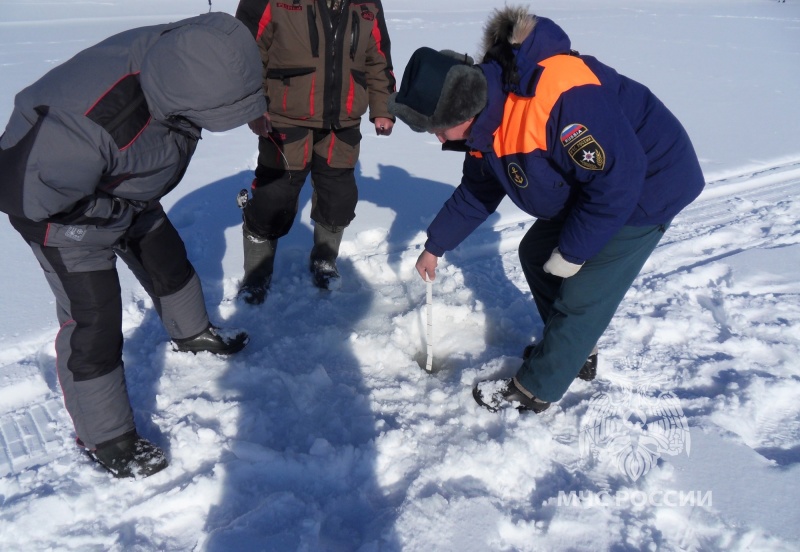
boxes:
[172,325,248,355]
[310,259,341,290]
[522,344,598,382]
[472,377,551,413]
[309,222,344,290]
[80,431,168,478]
[577,350,598,381]
[238,221,277,305]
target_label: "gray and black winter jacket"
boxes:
[0,12,266,246]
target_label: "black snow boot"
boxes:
[238,276,271,306]
[80,431,168,478]
[523,344,598,382]
[172,324,248,355]
[310,259,341,290]
[473,377,551,413]
[238,220,277,305]
[577,350,598,381]
[309,222,344,290]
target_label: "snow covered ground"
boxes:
[1,0,799,550]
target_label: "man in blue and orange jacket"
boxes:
[389,6,705,413]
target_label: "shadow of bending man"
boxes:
[131,161,536,548]
[162,170,399,549]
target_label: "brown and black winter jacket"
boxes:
[236,0,395,130]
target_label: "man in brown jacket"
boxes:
[235,0,396,302]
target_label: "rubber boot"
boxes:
[309,222,344,290]
[239,223,277,305]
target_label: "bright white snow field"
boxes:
[1,0,799,550]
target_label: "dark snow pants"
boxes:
[243,125,361,239]
[515,219,669,402]
[18,204,209,449]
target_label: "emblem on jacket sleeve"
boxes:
[561,123,606,171]
[65,226,86,242]
[507,162,528,188]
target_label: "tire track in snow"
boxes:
[644,160,800,281]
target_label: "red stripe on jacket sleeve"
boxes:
[256,3,272,40]
[371,19,386,59]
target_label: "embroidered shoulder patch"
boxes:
[560,124,587,147]
[560,124,606,171]
[507,162,528,188]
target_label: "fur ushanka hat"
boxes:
[388,47,488,133]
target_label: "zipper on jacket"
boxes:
[349,11,359,61]
[315,0,346,128]
[307,4,319,57]
[327,8,342,128]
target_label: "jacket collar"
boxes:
[465,64,504,153]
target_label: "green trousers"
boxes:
[515,219,669,402]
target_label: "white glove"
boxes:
[543,248,583,278]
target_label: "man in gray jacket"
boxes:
[0,12,267,478]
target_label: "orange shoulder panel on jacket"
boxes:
[493,55,601,158]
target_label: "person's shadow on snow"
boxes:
[166,170,399,549]
[164,161,534,353]
[123,161,534,548]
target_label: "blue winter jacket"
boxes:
[424,17,705,264]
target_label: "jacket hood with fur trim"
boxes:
[478,7,573,96]
[466,8,574,151]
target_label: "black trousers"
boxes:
[244,125,360,239]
